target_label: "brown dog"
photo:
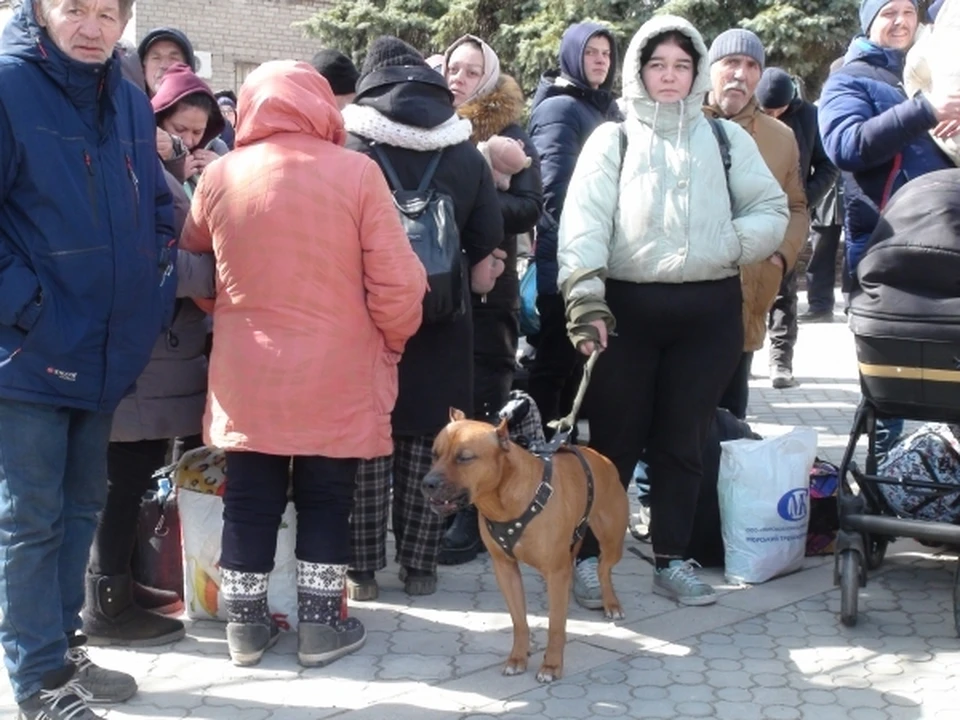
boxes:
[423,409,628,683]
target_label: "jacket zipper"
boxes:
[83,150,98,226]
[125,154,140,228]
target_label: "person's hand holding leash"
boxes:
[579,319,608,356]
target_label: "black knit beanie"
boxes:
[756,68,796,110]
[360,36,427,76]
[311,49,360,96]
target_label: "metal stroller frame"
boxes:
[835,396,960,633]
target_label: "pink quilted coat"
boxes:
[181,61,426,458]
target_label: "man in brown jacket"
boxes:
[704,29,809,419]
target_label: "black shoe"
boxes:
[437,506,485,566]
[80,574,185,647]
[132,582,184,617]
[399,567,437,596]
[798,309,834,323]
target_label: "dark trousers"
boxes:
[528,293,581,431]
[718,352,754,421]
[88,440,167,576]
[88,435,202,577]
[221,452,359,573]
[581,278,743,559]
[473,307,518,422]
[768,270,798,371]
[806,224,843,313]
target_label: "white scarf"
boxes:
[341,105,473,151]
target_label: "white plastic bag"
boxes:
[180,489,299,629]
[718,427,818,584]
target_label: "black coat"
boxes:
[344,75,504,437]
[456,75,543,360]
[779,97,839,209]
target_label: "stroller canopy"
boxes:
[851,168,960,342]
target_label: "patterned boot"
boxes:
[221,569,279,666]
[297,561,366,667]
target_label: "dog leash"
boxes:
[547,348,601,444]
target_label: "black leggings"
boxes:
[581,277,743,559]
[220,452,359,573]
[88,435,203,576]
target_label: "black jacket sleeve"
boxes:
[462,146,506,267]
[804,105,840,209]
[497,124,543,236]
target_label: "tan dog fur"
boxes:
[424,409,628,683]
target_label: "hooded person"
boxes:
[137,26,197,95]
[180,59,427,668]
[150,62,226,195]
[81,51,220,649]
[436,34,543,566]
[526,22,622,440]
[340,36,504,601]
[557,16,788,608]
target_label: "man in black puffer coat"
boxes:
[757,67,840,389]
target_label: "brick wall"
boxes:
[135,0,331,93]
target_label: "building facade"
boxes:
[135,0,331,93]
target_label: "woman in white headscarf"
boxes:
[436,35,544,565]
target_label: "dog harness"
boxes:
[484,444,595,560]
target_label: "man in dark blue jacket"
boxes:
[526,22,620,437]
[819,0,960,460]
[0,1,176,718]
[819,0,960,277]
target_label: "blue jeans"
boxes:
[0,399,112,703]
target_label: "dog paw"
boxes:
[502,659,527,676]
[604,606,625,621]
[536,665,560,683]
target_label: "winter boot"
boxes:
[221,569,279,667]
[80,574,185,647]
[437,505,485,566]
[297,561,366,667]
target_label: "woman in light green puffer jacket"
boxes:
[556,16,789,609]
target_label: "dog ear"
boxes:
[449,408,466,422]
[495,418,511,451]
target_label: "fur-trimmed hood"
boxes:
[456,74,526,143]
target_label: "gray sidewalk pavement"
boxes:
[3,294,959,719]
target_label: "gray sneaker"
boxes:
[573,557,604,610]
[771,366,799,389]
[653,560,717,606]
[66,647,137,704]
[298,617,366,667]
[18,679,104,719]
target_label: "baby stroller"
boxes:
[836,169,960,632]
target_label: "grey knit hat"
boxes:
[708,29,765,70]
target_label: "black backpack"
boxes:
[372,145,464,324]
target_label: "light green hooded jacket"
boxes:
[557,16,789,335]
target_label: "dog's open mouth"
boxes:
[423,489,470,516]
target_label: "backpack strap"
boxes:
[417,150,444,193]
[707,117,732,182]
[707,117,735,208]
[371,143,406,192]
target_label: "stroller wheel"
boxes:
[866,537,889,570]
[839,550,861,627]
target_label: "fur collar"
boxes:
[342,105,473,151]
[456,75,526,143]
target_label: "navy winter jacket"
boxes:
[528,23,621,295]
[818,36,950,276]
[0,0,176,412]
